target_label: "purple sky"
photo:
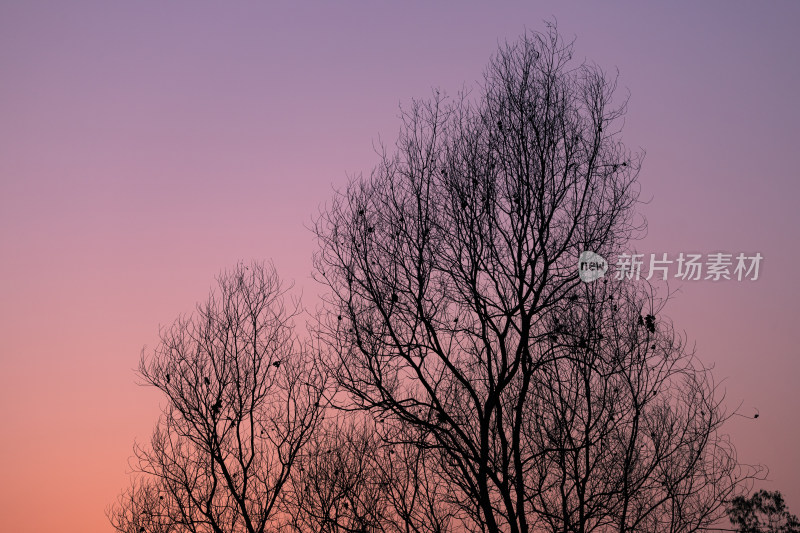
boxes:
[1,2,798,531]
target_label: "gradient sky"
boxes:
[1,2,798,532]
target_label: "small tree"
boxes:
[727,490,800,533]
[287,413,462,533]
[287,417,389,533]
[109,261,325,533]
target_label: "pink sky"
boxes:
[1,2,798,531]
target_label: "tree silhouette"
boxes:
[727,490,800,533]
[313,25,761,533]
[108,478,176,533]
[285,411,463,533]
[109,261,325,533]
[111,25,765,533]
[286,416,390,533]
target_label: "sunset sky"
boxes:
[1,2,798,532]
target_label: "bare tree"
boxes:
[286,416,389,533]
[313,25,759,533]
[108,477,177,533]
[373,419,464,533]
[110,261,324,533]
[286,412,462,533]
